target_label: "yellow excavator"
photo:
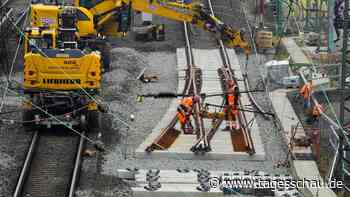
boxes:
[30,0,251,52]
[22,0,250,131]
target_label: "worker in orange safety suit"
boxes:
[177,95,200,134]
[300,81,313,109]
[224,80,240,131]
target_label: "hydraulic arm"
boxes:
[73,0,251,54]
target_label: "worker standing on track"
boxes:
[224,80,240,131]
[299,81,313,109]
[177,95,200,134]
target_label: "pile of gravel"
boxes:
[76,47,178,197]
[102,48,146,121]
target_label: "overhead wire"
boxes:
[0,0,29,112]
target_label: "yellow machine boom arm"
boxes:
[74,0,251,54]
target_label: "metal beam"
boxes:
[329,0,336,52]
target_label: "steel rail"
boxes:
[13,131,39,197]
[241,7,270,118]
[69,131,85,197]
[205,0,255,153]
[13,129,85,196]
[0,0,9,10]
[145,21,207,152]
[183,22,208,149]
[0,8,13,28]
[15,7,29,26]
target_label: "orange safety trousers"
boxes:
[177,111,187,125]
[225,94,238,120]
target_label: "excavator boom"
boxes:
[36,0,251,54]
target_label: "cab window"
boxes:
[79,0,104,9]
[76,9,90,21]
[27,35,53,52]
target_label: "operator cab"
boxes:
[25,28,56,54]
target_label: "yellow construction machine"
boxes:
[30,0,251,53]
[23,6,102,131]
[22,0,251,131]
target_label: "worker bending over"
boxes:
[300,81,313,109]
[224,80,240,131]
[177,96,200,134]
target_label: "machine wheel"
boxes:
[22,110,36,132]
[88,110,101,132]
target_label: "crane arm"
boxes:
[126,0,250,54]
[75,0,251,54]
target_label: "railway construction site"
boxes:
[0,0,350,196]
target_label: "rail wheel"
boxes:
[22,110,36,132]
[88,110,101,132]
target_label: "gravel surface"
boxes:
[76,47,178,196]
[0,1,30,194]
[0,105,32,197]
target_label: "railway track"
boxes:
[144,20,208,152]
[0,0,28,27]
[13,129,85,197]
[204,0,255,153]
[145,0,260,154]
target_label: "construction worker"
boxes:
[224,80,240,131]
[299,81,313,109]
[177,95,200,134]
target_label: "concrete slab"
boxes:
[281,37,311,65]
[131,169,295,197]
[292,161,337,197]
[135,48,265,161]
[133,184,224,197]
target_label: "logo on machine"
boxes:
[41,18,55,26]
[64,60,76,64]
[43,79,81,84]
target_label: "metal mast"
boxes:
[340,0,350,193]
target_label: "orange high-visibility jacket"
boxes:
[300,83,312,99]
[181,97,194,108]
[227,93,238,115]
[177,97,194,125]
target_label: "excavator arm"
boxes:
[75,0,251,54]
[131,0,250,54]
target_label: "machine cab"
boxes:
[30,4,96,37]
[25,28,56,54]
